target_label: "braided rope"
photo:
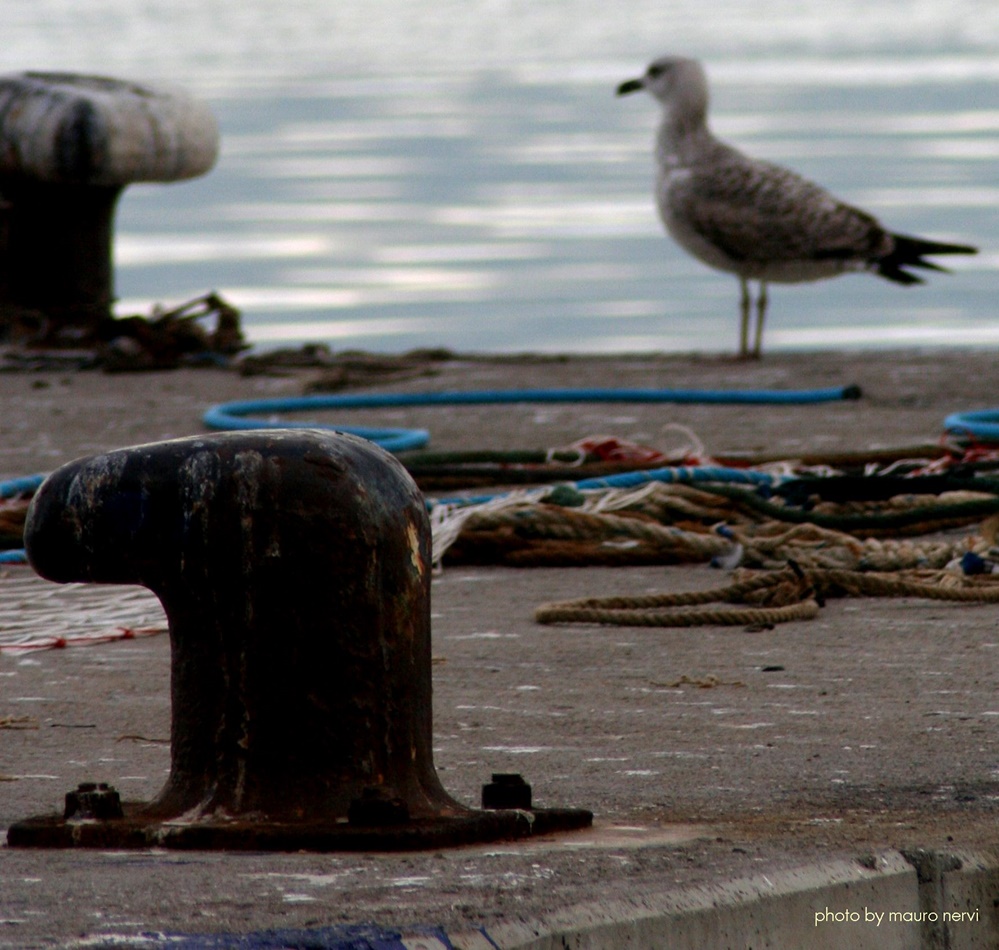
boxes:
[456,502,732,557]
[535,565,999,628]
[536,569,801,612]
[814,568,999,602]
[535,599,820,627]
[698,483,999,535]
[435,479,999,573]
[535,567,818,627]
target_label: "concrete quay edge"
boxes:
[52,846,999,949]
[447,847,997,950]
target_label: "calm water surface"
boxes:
[4,1,997,354]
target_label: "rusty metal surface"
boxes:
[6,804,591,852]
[10,429,591,849]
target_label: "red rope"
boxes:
[0,625,166,654]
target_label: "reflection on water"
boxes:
[3,3,997,353]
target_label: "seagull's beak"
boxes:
[616,77,644,96]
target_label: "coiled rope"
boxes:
[535,563,999,628]
[535,566,822,627]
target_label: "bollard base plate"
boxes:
[6,803,593,852]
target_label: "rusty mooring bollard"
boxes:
[0,72,218,342]
[7,430,590,851]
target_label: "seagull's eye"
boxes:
[647,64,666,79]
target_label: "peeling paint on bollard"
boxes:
[7,429,591,851]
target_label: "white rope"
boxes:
[429,487,552,568]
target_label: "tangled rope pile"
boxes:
[10,385,999,636]
[431,482,738,567]
[430,463,999,626]
[432,479,999,570]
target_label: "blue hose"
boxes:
[0,464,779,564]
[573,464,776,491]
[203,385,861,452]
[0,475,44,564]
[944,409,999,442]
[203,396,429,452]
[429,464,780,510]
[1,386,860,563]
[1,474,45,499]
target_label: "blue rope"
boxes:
[573,464,776,491]
[203,385,861,452]
[203,396,430,452]
[1,474,45,499]
[2,386,860,563]
[0,465,775,563]
[428,464,780,510]
[944,409,999,442]
[0,476,43,564]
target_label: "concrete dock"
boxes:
[2,350,998,948]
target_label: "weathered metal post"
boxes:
[0,72,218,344]
[7,430,590,850]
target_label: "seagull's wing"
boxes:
[666,149,891,266]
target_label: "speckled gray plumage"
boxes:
[659,139,891,278]
[617,55,976,357]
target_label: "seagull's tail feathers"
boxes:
[875,233,978,285]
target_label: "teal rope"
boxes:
[945,409,999,442]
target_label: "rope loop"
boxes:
[534,563,999,628]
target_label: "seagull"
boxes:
[617,56,977,358]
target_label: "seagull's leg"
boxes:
[752,281,768,358]
[738,277,751,358]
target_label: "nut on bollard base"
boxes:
[6,804,593,852]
